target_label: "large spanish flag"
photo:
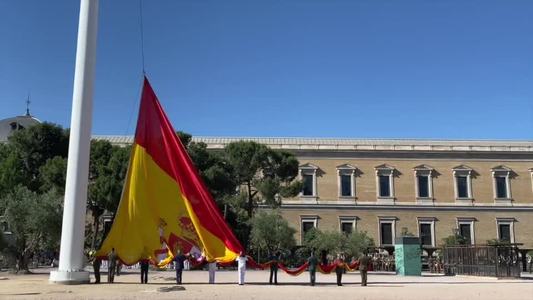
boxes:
[97,77,242,264]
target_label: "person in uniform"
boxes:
[89,250,101,284]
[140,258,150,284]
[334,254,345,286]
[107,248,117,283]
[208,261,217,284]
[307,252,318,286]
[116,261,122,276]
[269,251,280,285]
[236,251,248,285]
[358,250,371,286]
[173,249,189,284]
[93,257,101,284]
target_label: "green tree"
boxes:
[345,231,375,258]
[224,141,301,218]
[442,230,467,246]
[304,229,374,260]
[87,141,130,248]
[1,186,63,273]
[6,123,68,191]
[304,229,347,255]
[0,144,26,196]
[250,210,296,254]
[187,141,237,203]
[38,156,68,194]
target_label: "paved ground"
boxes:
[0,268,532,300]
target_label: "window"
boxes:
[340,175,351,196]
[381,223,393,245]
[418,217,436,247]
[379,176,390,197]
[418,176,429,198]
[302,175,314,196]
[459,224,471,244]
[300,216,318,243]
[413,165,435,201]
[457,218,476,245]
[420,224,432,245]
[379,217,396,246]
[496,218,515,243]
[341,222,353,234]
[457,176,468,198]
[299,163,318,199]
[337,164,357,199]
[499,224,511,242]
[495,177,507,198]
[339,217,357,235]
[302,221,315,234]
[375,164,396,202]
[491,166,512,202]
[453,165,474,201]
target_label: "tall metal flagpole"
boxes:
[50,0,99,284]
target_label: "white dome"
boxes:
[0,115,41,142]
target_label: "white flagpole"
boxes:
[50,0,99,284]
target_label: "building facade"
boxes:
[98,136,533,249]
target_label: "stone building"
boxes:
[98,136,533,249]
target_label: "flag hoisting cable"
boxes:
[139,0,146,74]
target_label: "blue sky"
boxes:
[1,0,532,139]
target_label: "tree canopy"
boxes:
[303,229,375,260]
[224,141,301,218]
[1,186,63,272]
[0,123,68,271]
[250,210,296,254]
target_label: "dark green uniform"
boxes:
[307,254,318,286]
[108,250,117,283]
[358,254,371,286]
[93,258,101,284]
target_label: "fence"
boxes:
[443,244,522,278]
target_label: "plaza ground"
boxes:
[0,268,532,300]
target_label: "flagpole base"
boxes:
[49,270,90,285]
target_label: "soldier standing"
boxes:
[358,251,371,286]
[107,248,117,283]
[140,259,150,284]
[334,254,345,286]
[93,257,101,284]
[307,252,318,286]
[174,249,189,284]
[269,251,280,285]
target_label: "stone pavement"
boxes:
[0,268,532,300]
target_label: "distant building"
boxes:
[0,111,41,142]
[97,136,533,250]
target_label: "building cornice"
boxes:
[275,203,533,212]
[93,135,533,153]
